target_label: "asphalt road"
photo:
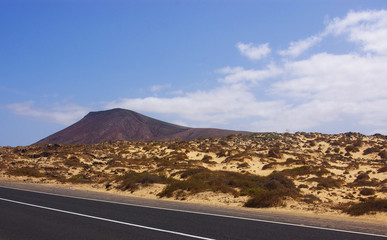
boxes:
[0,186,385,240]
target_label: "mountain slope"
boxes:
[36,108,250,144]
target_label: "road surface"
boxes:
[0,186,385,240]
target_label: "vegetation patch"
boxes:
[8,167,43,178]
[116,171,169,192]
[66,174,92,184]
[301,194,321,204]
[64,156,86,168]
[158,169,299,207]
[311,176,344,189]
[359,188,375,196]
[279,166,330,177]
[363,147,380,155]
[377,166,387,173]
[336,199,387,216]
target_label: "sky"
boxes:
[1,0,387,146]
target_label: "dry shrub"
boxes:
[298,184,309,189]
[237,162,250,168]
[0,161,6,169]
[262,163,275,170]
[268,148,282,158]
[312,176,344,189]
[173,168,207,179]
[336,199,387,216]
[355,172,370,181]
[345,145,359,153]
[351,179,380,187]
[244,189,289,208]
[280,166,330,177]
[8,167,43,178]
[377,166,387,173]
[265,172,296,190]
[284,158,298,165]
[379,150,387,159]
[301,194,321,204]
[280,166,310,176]
[64,156,85,167]
[307,140,316,147]
[116,171,169,192]
[350,172,380,187]
[359,188,375,196]
[66,174,92,184]
[202,155,216,164]
[363,147,380,155]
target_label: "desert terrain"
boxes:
[1,132,386,221]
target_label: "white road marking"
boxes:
[1,185,386,238]
[0,197,214,240]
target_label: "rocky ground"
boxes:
[1,132,386,219]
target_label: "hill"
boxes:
[36,108,250,144]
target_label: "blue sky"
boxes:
[1,0,387,146]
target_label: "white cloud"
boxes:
[273,53,387,100]
[325,9,387,55]
[236,42,271,60]
[278,35,322,57]
[279,9,387,57]
[7,101,89,125]
[217,64,282,84]
[150,84,171,92]
[325,10,387,54]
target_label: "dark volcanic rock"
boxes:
[36,108,251,144]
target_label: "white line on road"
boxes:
[0,197,214,240]
[1,185,386,238]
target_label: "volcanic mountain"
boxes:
[36,108,251,144]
